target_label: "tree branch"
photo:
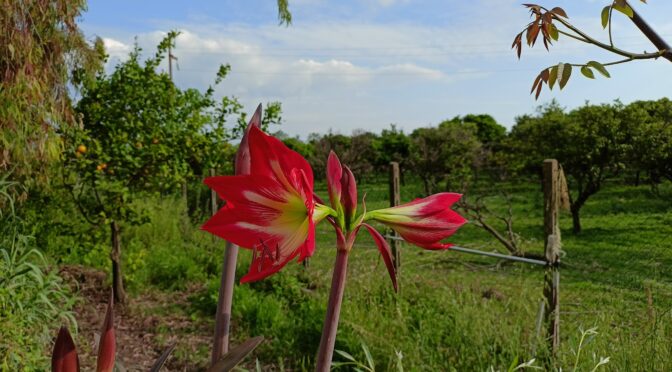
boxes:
[628,1,672,62]
[553,15,662,60]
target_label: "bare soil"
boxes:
[59,265,212,371]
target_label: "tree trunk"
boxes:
[422,177,431,196]
[110,220,126,303]
[570,204,582,234]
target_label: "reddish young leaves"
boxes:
[52,327,80,372]
[96,293,116,372]
[513,4,566,59]
[530,68,550,100]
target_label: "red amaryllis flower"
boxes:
[323,152,466,290]
[201,126,466,371]
[364,193,466,250]
[202,126,331,283]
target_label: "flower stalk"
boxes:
[315,245,350,372]
[211,104,262,364]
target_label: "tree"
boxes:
[0,0,104,193]
[562,103,628,233]
[509,102,628,233]
[508,101,571,177]
[514,1,671,99]
[373,124,411,176]
[622,99,672,186]
[459,114,506,145]
[409,121,481,195]
[278,133,315,159]
[62,33,268,302]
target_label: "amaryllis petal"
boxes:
[341,166,357,228]
[52,326,80,372]
[204,173,315,282]
[324,152,358,230]
[203,128,319,282]
[361,223,397,292]
[235,104,262,175]
[366,193,466,250]
[326,151,343,214]
[96,293,115,372]
[248,126,314,190]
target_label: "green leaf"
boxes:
[613,4,634,18]
[549,24,559,41]
[581,66,595,79]
[587,61,611,78]
[548,65,558,90]
[362,343,375,370]
[335,350,358,362]
[601,6,610,28]
[559,63,572,90]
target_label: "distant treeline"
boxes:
[272,99,672,233]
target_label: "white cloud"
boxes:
[83,0,672,136]
[102,37,130,56]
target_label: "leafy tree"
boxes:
[562,103,629,233]
[274,131,314,159]
[509,102,629,233]
[508,101,571,177]
[456,114,506,145]
[61,33,276,302]
[409,120,481,195]
[622,99,672,186]
[0,0,104,192]
[346,130,379,181]
[307,131,351,178]
[373,124,411,176]
[443,115,508,183]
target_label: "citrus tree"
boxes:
[62,32,280,302]
[410,120,482,195]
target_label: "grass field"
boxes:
[44,178,672,370]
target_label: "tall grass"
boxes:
[0,178,76,371]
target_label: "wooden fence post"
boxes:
[389,162,401,271]
[210,168,217,216]
[543,159,561,356]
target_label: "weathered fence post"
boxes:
[389,162,401,271]
[210,168,217,216]
[543,159,561,356]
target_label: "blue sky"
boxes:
[80,0,672,137]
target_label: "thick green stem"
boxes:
[315,249,350,372]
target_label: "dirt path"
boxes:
[59,265,212,371]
